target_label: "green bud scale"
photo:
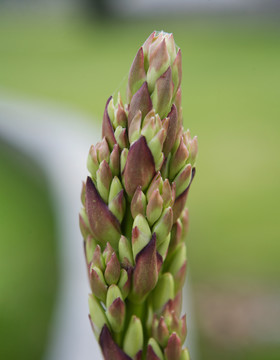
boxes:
[80,31,198,359]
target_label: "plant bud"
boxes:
[164,333,182,360]
[92,244,105,271]
[119,235,134,267]
[106,285,125,333]
[173,164,192,198]
[104,252,121,285]
[96,160,112,203]
[109,144,120,176]
[152,207,173,247]
[146,189,163,226]
[152,273,175,312]
[89,266,107,303]
[147,338,164,360]
[88,294,109,339]
[129,110,142,144]
[118,268,131,300]
[123,316,143,359]
[87,145,99,179]
[115,126,128,149]
[179,348,190,360]
[131,186,147,219]
[132,214,151,260]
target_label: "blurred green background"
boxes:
[0,3,279,360]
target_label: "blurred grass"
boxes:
[0,12,279,359]
[0,141,57,359]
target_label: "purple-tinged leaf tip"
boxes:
[131,233,158,303]
[164,332,182,360]
[146,345,162,360]
[85,177,121,250]
[127,47,146,103]
[123,136,156,197]
[128,82,153,127]
[163,104,178,156]
[100,325,132,360]
[102,96,117,149]
[172,167,195,223]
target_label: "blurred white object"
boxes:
[0,94,197,360]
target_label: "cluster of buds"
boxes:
[80,31,198,359]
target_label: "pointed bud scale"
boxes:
[103,242,114,264]
[180,314,187,344]
[169,136,189,180]
[128,110,142,144]
[107,296,126,333]
[109,176,123,203]
[115,98,127,128]
[81,181,86,206]
[109,144,120,177]
[165,33,177,64]
[152,207,173,247]
[105,252,121,285]
[87,145,99,179]
[147,338,164,360]
[84,235,97,265]
[96,160,113,203]
[188,134,198,166]
[106,285,125,333]
[132,214,152,260]
[164,333,182,360]
[147,38,170,93]
[147,172,163,202]
[128,82,153,128]
[89,266,107,303]
[100,325,132,360]
[157,234,170,261]
[123,136,156,197]
[119,235,134,267]
[169,311,180,335]
[148,128,166,170]
[179,348,190,360]
[152,272,175,312]
[181,208,189,238]
[154,316,169,348]
[102,96,117,150]
[118,268,131,299]
[168,243,187,294]
[151,67,173,118]
[131,186,147,219]
[141,115,157,144]
[85,177,121,250]
[174,164,192,198]
[146,189,163,226]
[88,294,109,339]
[123,316,143,359]
[127,47,146,103]
[109,189,126,223]
[162,179,173,207]
[96,138,110,163]
[142,108,156,128]
[92,244,105,271]
[131,234,158,303]
[106,284,123,308]
[163,104,178,157]
[143,31,156,66]
[79,209,91,239]
[172,49,182,96]
[172,168,195,223]
[115,126,129,150]
[120,148,128,174]
[169,220,183,256]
